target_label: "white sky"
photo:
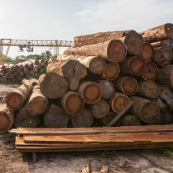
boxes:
[0,0,173,58]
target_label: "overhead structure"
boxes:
[0,38,74,64]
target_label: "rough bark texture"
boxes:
[130,96,160,123]
[140,23,173,42]
[151,38,173,48]
[120,114,141,126]
[44,104,69,128]
[64,40,127,62]
[39,72,68,99]
[141,42,154,62]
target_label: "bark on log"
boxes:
[137,81,161,99]
[120,114,141,126]
[78,81,102,104]
[64,40,127,62]
[0,104,14,134]
[27,85,49,116]
[15,107,40,128]
[98,80,115,99]
[102,112,121,126]
[5,82,33,111]
[71,108,94,128]
[114,76,138,95]
[140,23,173,42]
[110,92,130,113]
[44,104,69,128]
[151,39,173,48]
[91,99,110,119]
[39,72,68,99]
[130,96,160,123]
[141,42,154,62]
[74,30,143,55]
[119,56,144,76]
[61,91,84,116]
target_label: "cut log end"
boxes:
[141,43,154,62]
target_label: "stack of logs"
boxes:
[1,23,173,135]
[0,59,48,83]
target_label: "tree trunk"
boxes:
[91,99,110,119]
[74,30,143,55]
[113,76,138,95]
[64,40,127,62]
[120,114,141,126]
[141,62,159,81]
[47,60,87,91]
[152,47,173,67]
[39,72,68,99]
[44,104,69,128]
[71,108,93,128]
[137,81,161,99]
[141,42,154,62]
[27,85,49,116]
[130,96,160,123]
[110,92,130,113]
[15,107,40,128]
[151,39,173,48]
[140,23,173,42]
[119,56,144,76]
[61,91,84,116]
[5,82,33,111]
[0,104,14,134]
[98,80,115,99]
[78,81,102,104]
[102,62,120,80]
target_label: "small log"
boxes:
[64,40,127,62]
[103,112,118,126]
[102,62,120,80]
[98,80,115,99]
[71,108,94,127]
[110,92,130,113]
[137,81,161,99]
[27,85,49,116]
[15,107,40,128]
[151,39,173,48]
[153,47,172,67]
[91,99,110,119]
[44,104,69,128]
[114,76,138,95]
[5,82,33,111]
[140,23,173,42]
[78,81,102,104]
[61,91,84,116]
[39,72,68,99]
[0,104,14,134]
[120,114,141,126]
[130,96,160,123]
[141,62,159,81]
[141,42,154,62]
[119,56,144,76]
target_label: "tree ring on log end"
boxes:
[165,23,173,38]
[0,114,9,131]
[141,43,154,62]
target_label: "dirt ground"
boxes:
[0,84,173,173]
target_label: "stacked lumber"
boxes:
[0,59,48,83]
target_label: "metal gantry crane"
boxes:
[0,38,74,64]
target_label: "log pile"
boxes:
[1,23,173,136]
[0,60,48,83]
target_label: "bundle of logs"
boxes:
[0,59,48,83]
[1,23,173,135]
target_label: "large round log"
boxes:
[119,56,144,76]
[151,39,173,48]
[98,80,115,99]
[141,42,154,62]
[140,23,173,42]
[102,62,120,80]
[110,92,130,113]
[120,114,141,126]
[64,40,127,62]
[71,108,94,128]
[61,91,84,116]
[137,81,161,99]
[44,104,69,128]
[78,81,102,104]
[27,85,49,116]
[39,72,68,99]
[114,76,138,95]
[0,104,14,134]
[91,99,110,119]
[130,96,160,123]
[5,82,33,111]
